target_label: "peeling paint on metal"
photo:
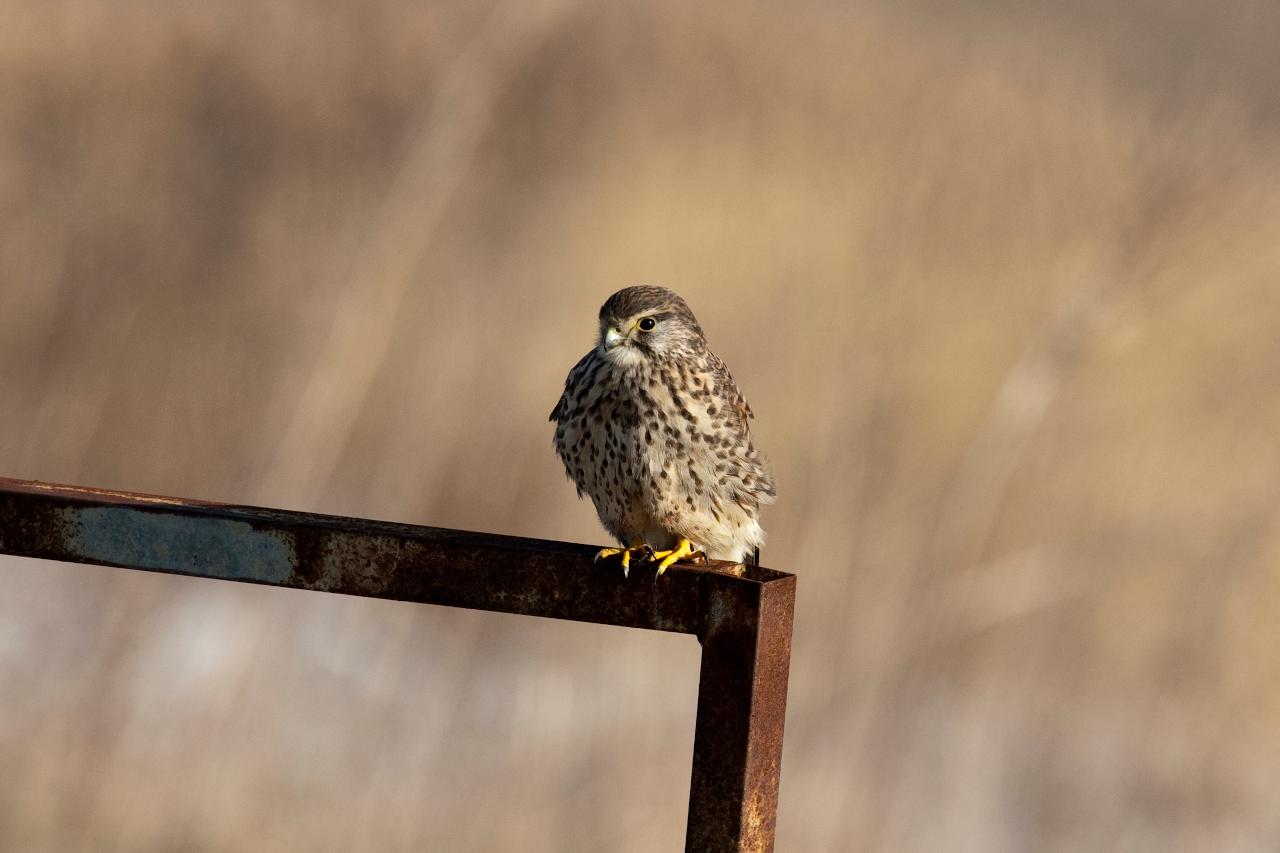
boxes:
[61,506,294,583]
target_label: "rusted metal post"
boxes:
[0,477,795,851]
[687,572,795,852]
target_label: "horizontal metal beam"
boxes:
[0,476,795,851]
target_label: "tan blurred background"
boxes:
[2,0,1279,850]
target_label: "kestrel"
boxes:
[550,286,776,575]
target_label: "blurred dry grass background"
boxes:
[2,0,1279,850]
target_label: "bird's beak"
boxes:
[604,327,626,350]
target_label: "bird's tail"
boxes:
[748,546,760,566]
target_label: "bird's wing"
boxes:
[707,351,755,423]
[550,350,598,422]
[706,350,777,505]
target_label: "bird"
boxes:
[550,286,776,576]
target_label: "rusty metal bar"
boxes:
[0,476,794,851]
[688,571,795,851]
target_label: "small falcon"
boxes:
[550,286,776,575]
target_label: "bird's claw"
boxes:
[647,539,703,575]
[597,541,706,577]
[594,545,651,578]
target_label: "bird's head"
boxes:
[596,286,707,367]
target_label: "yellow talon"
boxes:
[595,542,649,577]
[648,539,701,575]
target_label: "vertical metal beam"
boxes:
[686,572,796,852]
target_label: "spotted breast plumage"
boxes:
[550,286,776,575]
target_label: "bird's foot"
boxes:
[647,539,704,575]
[594,544,652,578]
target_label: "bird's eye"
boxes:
[638,317,657,332]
